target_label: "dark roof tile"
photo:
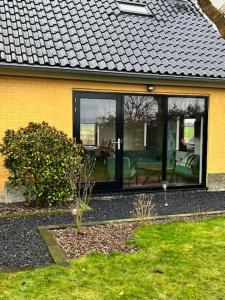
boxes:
[0,0,224,78]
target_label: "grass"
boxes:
[1,217,225,299]
[184,127,194,140]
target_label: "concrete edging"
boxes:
[38,227,68,267]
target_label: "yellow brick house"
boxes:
[1,0,225,201]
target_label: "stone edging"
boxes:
[38,226,68,267]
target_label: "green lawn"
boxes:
[1,217,225,300]
[184,127,194,140]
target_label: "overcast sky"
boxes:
[211,0,225,8]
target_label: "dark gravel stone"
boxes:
[0,190,225,270]
[0,214,74,270]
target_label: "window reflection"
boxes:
[167,97,205,185]
[80,124,96,146]
[78,95,206,188]
[123,95,164,187]
[80,98,116,182]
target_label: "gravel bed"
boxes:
[84,191,225,222]
[0,190,225,270]
[0,213,74,270]
[1,190,225,219]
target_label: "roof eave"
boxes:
[0,63,225,88]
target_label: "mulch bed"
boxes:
[52,222,139,259]
[0,202,72,216]
[52,213,225,260]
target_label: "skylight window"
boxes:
[118,1,151,15]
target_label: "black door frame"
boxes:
[73,91,123,191]
[73,91,208,192]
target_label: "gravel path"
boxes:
[1,190,225,270]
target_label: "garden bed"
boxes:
[1,191,225,219]
[2,191,225,271]
[3,216,225,299]
[0,202,72,216]
[51,213,224,260]
[52,222,139,259]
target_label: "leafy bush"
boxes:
[0,122,83,207]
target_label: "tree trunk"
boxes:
[197,0,225,39]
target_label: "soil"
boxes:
[0,202,72,216]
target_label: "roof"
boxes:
[0,0,225,79]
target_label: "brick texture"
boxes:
[0,75,225,195]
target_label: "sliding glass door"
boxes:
[73,92,207,191]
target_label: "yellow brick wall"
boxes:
[0,74,225,194]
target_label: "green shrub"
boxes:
[0,122,83,207]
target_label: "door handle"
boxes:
[112,138,122,150]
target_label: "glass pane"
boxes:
[167,97,205,185]
[118,2,150,14]
[80,98,116,182]
[123,95,164,187]
[80,124,96,145]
